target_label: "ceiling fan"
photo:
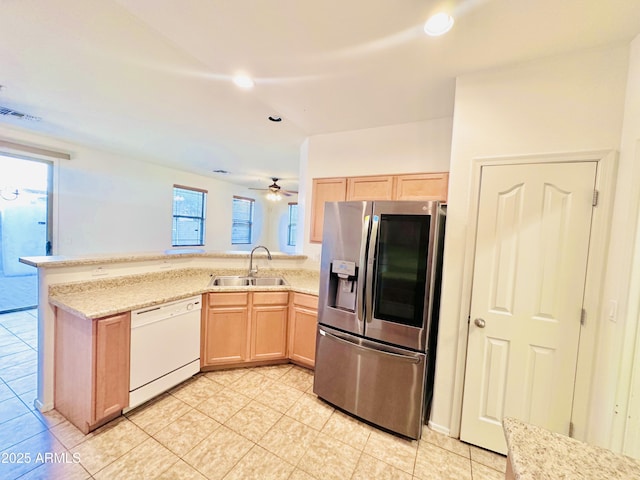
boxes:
[249,177,297,200]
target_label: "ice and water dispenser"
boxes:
[328,260,358,312]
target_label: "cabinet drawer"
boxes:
[292,293,319,310]
[208,292,249,306]
[253,291,289,306]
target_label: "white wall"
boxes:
[300,117,453,258]
[431,43,631,448]
[609,34,640,456]
[0,124,286,256]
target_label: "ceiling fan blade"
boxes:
[246,177,298,197]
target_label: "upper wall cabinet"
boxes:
[310,172,449,243]
[347,175,395,201]
[310,177,347,243]
[395,172,449,201]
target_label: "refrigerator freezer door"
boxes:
[317,201,372,336]
[313,325,427,439]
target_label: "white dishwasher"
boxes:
[126,295,201,412]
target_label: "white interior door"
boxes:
[460,161,597,453]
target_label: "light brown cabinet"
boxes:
[202,291,289,368]
[55,309,130,434]
[251,292,289,361]
[394,172,449,200]
[288,293,318,369]
[310,172,448,243]
[202,292,249,366]
[347,175,394,200]
[310,177,347,243]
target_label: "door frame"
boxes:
[450,150,617,442]
[617,140,640,456]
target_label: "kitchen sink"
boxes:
[210,276,252,286]
[251,277,288,286]
[210,276,288,287]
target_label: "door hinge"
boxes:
[569,422,574,437]
[592,190,599,207]
[580,308,586,326]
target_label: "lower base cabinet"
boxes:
[202,291,289,367]
[251,292,289,361]
[202,292,249,365]
[53,290,319,432]
[55,309,130,434]
[288,293,318,368]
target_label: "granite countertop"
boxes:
[49,268,320,319]
[503,417,640,479]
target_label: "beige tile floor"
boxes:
[0,310,507,480]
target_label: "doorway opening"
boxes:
[0,154,52,314]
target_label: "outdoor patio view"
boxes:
[0,155,50,313]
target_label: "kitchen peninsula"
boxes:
[503,417,640,479]
[19,250,320,433]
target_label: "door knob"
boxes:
[474,318,486,328]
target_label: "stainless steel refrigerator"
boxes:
[313,200,445,439]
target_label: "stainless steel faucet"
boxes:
[248,245,272,276]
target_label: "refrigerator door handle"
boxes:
[364,214,379,323]
[357,214,371,322]
[318,328,421,364]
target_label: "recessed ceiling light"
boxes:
[233,74,255,89]
[268,116,282,122]
[424,13,454,36]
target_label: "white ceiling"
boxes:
[1,0,640,191]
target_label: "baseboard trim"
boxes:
[428,420,452,437]
[34,399,54,412]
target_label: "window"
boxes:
[287,203,298,246]
[232,196,254,244]
[172,185,207,246]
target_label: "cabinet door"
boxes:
[289,294,318,368]
[203,306,249,365]
[250,305,288,361]
[347,175,394,201]
[310,177,347,243]
[289,307,318,368]
[394,173,449,201]
[94,312,130,423]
